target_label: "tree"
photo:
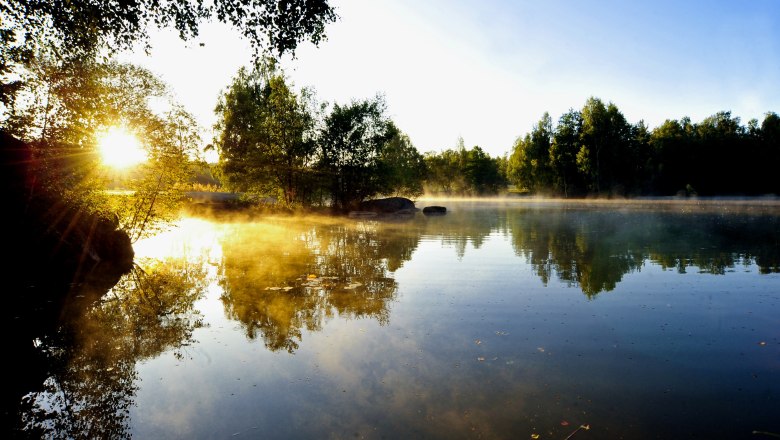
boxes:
[117,104,201,241]
[1,0,337,57]
[378,123,427,199]
[508,112,553,193]
[214,61,317,207]
[1,56,201,239]
[463,145,505,194]
[317,96,393,210]
[549,109,582,197]
[578,98,632,194]
[1,0,337,112]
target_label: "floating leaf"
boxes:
[477,357,485,362]
[758,341,767,346]
[537,347,545,353]
[475,339,482,345]
[561,420,569,426]
[531,434,540,439]
[307,274,317,279]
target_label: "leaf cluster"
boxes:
[2,0,337,58]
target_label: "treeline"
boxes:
[214,60,508,210]
[509,97,780,197]
[423,139,507,196]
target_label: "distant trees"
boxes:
[423,138,507,196]
[648,111,779,196]
[509,97,780,197]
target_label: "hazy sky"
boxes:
[122,0,780,157]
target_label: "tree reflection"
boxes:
[505,208,780,296]
[218,217,419,352]
[16,257,207,439]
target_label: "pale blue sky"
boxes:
[125,0,780,157]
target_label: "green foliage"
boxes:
[1,0,336,58]
[378,123,427,198]
[114,105,200,241]
[424,139,507,196]
[549,109,583,197]
[215,71,427,210]
[317,96,393,210]
[510,97,780,197]
[214,60,317,207]
[1,55,201,240]
[508,112,553,193]
[1,0,337,130]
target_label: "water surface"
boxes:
[15,201,780,439]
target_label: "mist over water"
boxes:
[13,200,780,439]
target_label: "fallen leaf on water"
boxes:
[561,420,569,426]
[758,341,767,346]
[581,424,591,430]
[475,339,482,345]
[531,434,540,439]
[477,357,485,362]
[307,274,317,279]
[537,347,545,353]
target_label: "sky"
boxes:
[122,0,780,158]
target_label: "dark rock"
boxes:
[423,206,447,215]
[1,130,135,285]
[359,197,417,214]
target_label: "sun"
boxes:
[97,126,147,168]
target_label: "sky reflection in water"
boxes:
[20,202,780,439]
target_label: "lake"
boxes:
[11,200,780,439]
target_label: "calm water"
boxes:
[11,201,780,439]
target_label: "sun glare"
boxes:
[97,127,147,168]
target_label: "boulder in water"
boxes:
[358,197,417,214]
[422,206,447,215]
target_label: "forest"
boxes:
[507,98,780,197]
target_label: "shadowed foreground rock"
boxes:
[1,130,134,286]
